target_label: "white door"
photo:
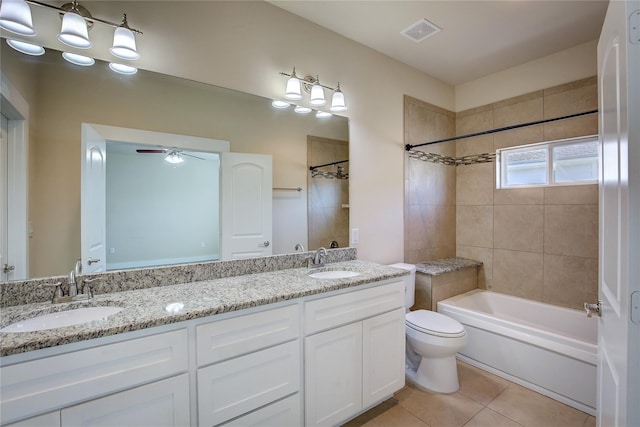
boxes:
[221,152,272,260]
[0,115,8,281]
[597,1,640,426]
[81,124,107,273]
[305,322,363,427]
[362,308,406,408]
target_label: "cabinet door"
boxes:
[61,374,190,427]
[362,308,406,408]
[305,322,362,427]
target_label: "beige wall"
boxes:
[455,77,599,309]
[403,96,456,264]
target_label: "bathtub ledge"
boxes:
[414,257,482,276]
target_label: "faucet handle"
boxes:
[82,277,101,299]
[40,281,64,303]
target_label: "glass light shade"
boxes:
[309,82,326,106]
[62,52,95,66]
[294,105,312,114]
[315,111,332,119]
[109,62,138,75]
[58,11,92,49]
[330,89,347,112]
[6,39,44,55]
[110,26,140,60]
[271,100,290,109]
[285,75,302,100]
[165,152,184,164]
[0,0,35,36]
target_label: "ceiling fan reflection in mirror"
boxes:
[135,148,205,164]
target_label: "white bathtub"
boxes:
[438,289,597,415]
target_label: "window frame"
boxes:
[496,135,599,189]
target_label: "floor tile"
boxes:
[343,398,431,427]
[583,415,596,427]
[487,384,589,427]
[456,361,511,405]
[463,407,524,427]
[398,386,483,427]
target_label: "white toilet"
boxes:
[390,263,468,394]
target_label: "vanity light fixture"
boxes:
[316,111,332,119]
[271,100,290,109]
[279,67,347,113]
[0,0,35,35]
[62,51,94,66]
[294,105,312,114]
[109,62,137,75]
[1,0,142,72]
[5,38,43,55]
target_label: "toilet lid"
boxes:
[406,310,466,337]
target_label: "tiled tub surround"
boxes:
[0,247,357,308]
[413,257,481,311]
[404,77,599,311]
[0,258,407,356]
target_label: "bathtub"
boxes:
[437,289,597,415]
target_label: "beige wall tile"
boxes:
[494,205,544,253]
[457,163,494,206]
[543,76,597,96]
[407,160,455,206]
[456,134,494,157]
[544,184,598,205]
[457,109,493,135]
[493,124,544,150]
[414,272,432,311]
[457,245,493,289]
[543,254,598,310]
[493,249,544,300]
[543,83,598,119]
[543,115,598,141]
[457,206,493,247]
[493,97,543,128]
[494,187,544,205]
[456,267,479,294]
[544,205,598,258]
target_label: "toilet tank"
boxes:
[389,263,416,309]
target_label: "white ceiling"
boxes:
[268,0,609,86]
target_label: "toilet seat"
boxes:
[406,310,466,338]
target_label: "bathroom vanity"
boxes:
[0,259,407,427]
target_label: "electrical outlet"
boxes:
[351,228,359,245]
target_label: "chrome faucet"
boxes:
[68,259,82,297]
[309,247,327,268]
[294,243,305,252]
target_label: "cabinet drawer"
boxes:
[197,304,299,366]
[197,340,301,426]
[62,374,190,427]
[221,394,301,427]
[0,329,188,425]
[304,281,404,334]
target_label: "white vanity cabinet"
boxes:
[0,329,189,426]
[303,281,405,427]
[195,304,301,427]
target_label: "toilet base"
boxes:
[405,355,460,394]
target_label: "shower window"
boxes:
[496,135,599,188]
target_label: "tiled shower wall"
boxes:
[404,96,457,264]
[404,77,599,310]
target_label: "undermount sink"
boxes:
[0,306,124,333]
[308,270,361,279]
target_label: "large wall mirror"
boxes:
[0,44,349,280]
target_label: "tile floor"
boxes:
[344,360,596,427]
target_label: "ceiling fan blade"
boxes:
[136,149,167,154]
[182,153,206,160]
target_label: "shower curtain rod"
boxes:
[405,109,598,151]
[309,159,349,171]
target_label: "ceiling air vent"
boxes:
[401,18,442,43]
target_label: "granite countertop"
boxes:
[414,257,482,276]
[0,260,408,357]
